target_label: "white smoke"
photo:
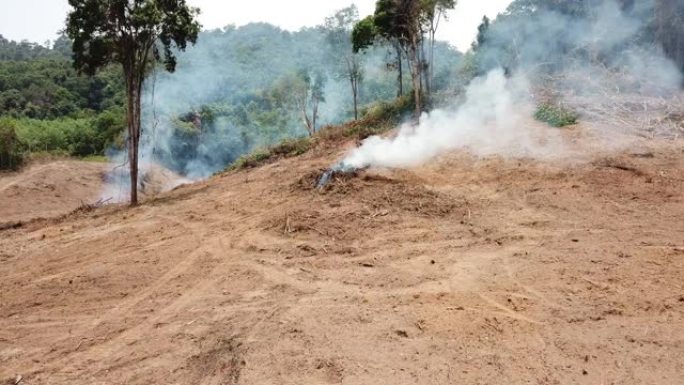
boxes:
[339,0,682,171]
[343,69,566,169]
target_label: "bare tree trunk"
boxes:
[407,43,422,119]
[351,76,359,120]
[429,28,435,91]
[395,44,404,98]
[346,58,360,120]
[421,38,430,97]
[305,107,313,135]
[302,108,313,136]
[429,10,441,94]
[127,74,143,206]
[295,92,313,136]
[312,96,318,134]
[418,46,423,94]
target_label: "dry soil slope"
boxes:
[0,135,683,385]
[0,160,108,225]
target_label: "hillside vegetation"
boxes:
[2,0,683,174]
[0,23,460,172]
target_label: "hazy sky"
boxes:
[0,0,512,52]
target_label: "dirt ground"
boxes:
[0,160,108,225]
[0,128,682,384]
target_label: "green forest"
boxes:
[0,33,126,164]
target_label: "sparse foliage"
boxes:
[325,5,364,120]
[271,70,326,136]
[421,0,456,96]
[534,103,578,127]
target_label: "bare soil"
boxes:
[0,160,108,225]
[0,131,683,384]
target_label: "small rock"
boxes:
[395,330,409,338]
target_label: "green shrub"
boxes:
[11,108,125,157]
[0,118,26,170]
[534,103,578,127]
[230,148,273,170]
[230,137,312,171]
[361,94,414,126]
[269,137,311,157]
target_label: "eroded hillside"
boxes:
[0,129,683,384]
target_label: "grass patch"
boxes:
[269,137,312,157]
[230,148,272,170]
[318,95,413,142]
[82,155,109,163]
[534,103,579,127]
[361,94,414,125]
[230,137,312,170]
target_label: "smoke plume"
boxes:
[343,70,563,169]
[103,23,459,188]
[339,0,682,171]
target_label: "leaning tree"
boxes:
[66,0,200,205]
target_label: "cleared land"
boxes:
[0,160,108,225]
[0,126,683,384]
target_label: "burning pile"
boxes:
[316,161,361,189]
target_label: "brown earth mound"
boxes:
[0,160,108,225]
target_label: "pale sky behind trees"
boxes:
[0,0,512,52]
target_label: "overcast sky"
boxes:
[0,0,512,52]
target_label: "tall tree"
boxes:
[379,0,424,118]
[353,14,405,98]
[324,6,363,120]
[421,0,456,94]
[66,0,200,205]
[355,0,425,118]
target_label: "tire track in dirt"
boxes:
[88,214,204,325]
[0,163,57,193]
[23,213,209,380]
[49,214,289,382]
